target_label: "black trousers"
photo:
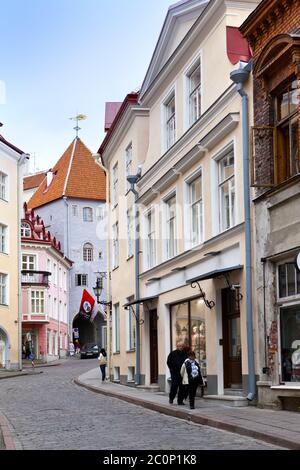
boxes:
[188,381,199,408]
[100,365,106,381]
[169,373,185,404]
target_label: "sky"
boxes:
[0,0,173,172]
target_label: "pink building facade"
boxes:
[21,203,72,362]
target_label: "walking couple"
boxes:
[167,342,203,410]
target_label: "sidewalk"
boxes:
[76,368,300,450]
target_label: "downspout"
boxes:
[63,197,71,349]
[230,64,256,401]
[93,154,111,382]
[18,153,30,370]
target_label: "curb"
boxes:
[0,370,43,381]
[74,378,298,450]
[0,412,22,450]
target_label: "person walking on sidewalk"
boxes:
[98,348,107,382]
[167,342,188,405]
[181,350,203,409]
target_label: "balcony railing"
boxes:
[21,270,51,287]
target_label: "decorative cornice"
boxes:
[198,113,240,150]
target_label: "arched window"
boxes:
[83,207,93,222]
[83,243,93,262]
[21,222,31,238]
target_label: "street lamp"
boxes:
[93,276,112,308]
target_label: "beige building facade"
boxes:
[0,132,28,369]
[99,0,260,399]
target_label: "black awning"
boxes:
[123,296,158,308]
[187,265,243,284]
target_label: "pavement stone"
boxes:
[0,358,282,450]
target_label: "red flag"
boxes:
[79,289,95,320]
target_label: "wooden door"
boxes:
[222,288,242,388]
[149,310,158,384]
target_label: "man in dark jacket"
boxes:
[167,342,188,405]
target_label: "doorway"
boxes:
[222,288,242,388]
[149,310,158,384]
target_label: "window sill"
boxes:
[126,349,136,353]
[0,252,8,256]
[0,198,8,203]
[112,266,119,272]
[271,385,300,390]
[113,351,120,355]
[126,255,134,261]
[0,303,8,307]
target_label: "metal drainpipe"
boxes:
[18,153,29,370]
[230,65,256,401]
[93,154,111,382]
[131,186,141,386]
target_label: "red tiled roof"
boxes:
[28,138,106,209]
[105,102,122,131]
[23,172,47,191]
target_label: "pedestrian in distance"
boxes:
[98,348,107,382]
[167,342,188,405]
[181,350,204,409]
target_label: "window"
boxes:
[127,208,134,258]
[96,206,104,221]
[165,195,177,259]
[47,259,51,274]
[53,263,57,284]
[125,143,133,192]
[22,254,36,271]
[113,303,120,353]
[114,367,120,381]
[126,304,136,351]
[0,172,7,201]
[112,222,119,268]
[31,290,45,314]
[75,274,88,286]
[0,224,7,253]
[145,210,155,269]
[278,263,300,298]
[63,271,67,290]
[171,299,207,377]
[72,205,78,217]
[164,91,176,150]
[187,172,203,246]
[280,305,300,382]
[218,150,235,231]
[274,79,299,183]
[127,366,135,382]
[111,163,118,207]
[83,242,94,262]
[53,298,58,319]
[187,59,201,125]
[0,273,7,305]
[83,207,93,222]
[21,222,31,238]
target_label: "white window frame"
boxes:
[126,306,136,351]
[144,208,156,269]
[184,168,203,249]
[162,88,176,152]
[22,254,36,271]
[113,303,120,353]
[72,205,78,217]
[163,192,177,261]
[218,148,235,232]
[53,263,58,285]
[83,242,94,262]
[21,222,32,238]
[83,207,93,222]
[96,205,104,221]
[125,143,133,193]
[0,224,8,254]
[185,56,201,127]
[112,222,119,269]
[0,172,8,201]
[111,162,118,207]
[31,290,45,314]
[127,208,134,258]
[277,261,300,300]
[0,273,8,305]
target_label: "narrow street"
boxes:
[0,359,281,450]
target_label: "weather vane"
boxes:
[69,113,87,138]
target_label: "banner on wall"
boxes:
[79,289,95,321]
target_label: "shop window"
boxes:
[280,306,300,382]
[171,298,206,377]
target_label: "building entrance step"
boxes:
[136,384,160,393]
[203,394,248,407]
[224,388,245,397]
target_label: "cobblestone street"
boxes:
[0,359,281,450]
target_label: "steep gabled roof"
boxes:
[28,138,106,209]
[0,133,24,155]
[139,0,209,100]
